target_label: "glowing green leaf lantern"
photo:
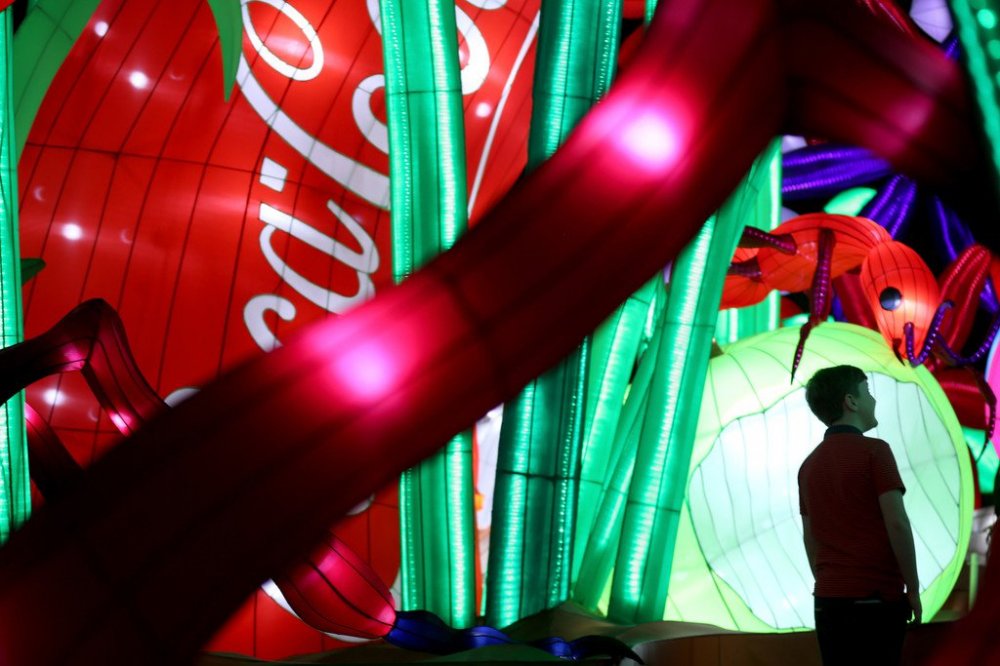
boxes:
[657,322,972,631]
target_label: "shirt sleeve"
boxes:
[798,466,808,516]
[871,440,905,496]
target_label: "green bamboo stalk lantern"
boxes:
[0,6,30,544]
[380,0,476,627]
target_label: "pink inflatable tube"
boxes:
[0,0,989,663]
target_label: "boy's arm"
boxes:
[801,515,819,578]
[879,489,921,623]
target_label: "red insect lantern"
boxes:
[755,213,890,293]
[859,240,940,357]
[720,246,771,309]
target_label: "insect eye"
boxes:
[879,287,902,311]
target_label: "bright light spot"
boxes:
[824,187,877,216]
[616,111,680,172]
[62,223,83,241]
[43,389,63,406]
[337,343,396,400]
[94,20,109,37]
[979,8,998,30]
[909,0,953,41]
[109,412,128,432]
[346,494,375,515]
[475,102,492,118]
[164,386,199,407]
[781,135,807,152]
[129,71,150,89]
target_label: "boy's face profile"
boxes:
[846,379,878,432]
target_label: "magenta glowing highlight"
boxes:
[335,343,399,400]
[615,109,682,172]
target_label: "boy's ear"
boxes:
[842,393,857,412]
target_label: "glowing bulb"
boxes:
[94,21,109,37]
[989,39,1000,60]
[129,71,150,89]
[978,8,998,30]
[475,102,492,118]
[63,223,83,241]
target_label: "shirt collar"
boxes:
[825,424,863,437]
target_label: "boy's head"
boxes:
[805,365,872,427]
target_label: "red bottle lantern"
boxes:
[18,0,539,657]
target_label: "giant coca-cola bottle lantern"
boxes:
[18,0,539,657]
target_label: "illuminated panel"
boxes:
[675,323,971,631]
[0,8,28,542]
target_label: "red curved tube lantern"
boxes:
[0,299,403,648]
[937,244,992,353]
[273,531,396,639]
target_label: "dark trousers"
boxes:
[814,596,909,666]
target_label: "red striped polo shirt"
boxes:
[798,426,906,599]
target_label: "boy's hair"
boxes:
[805,365,867,426]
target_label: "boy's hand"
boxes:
[906,588,922,624]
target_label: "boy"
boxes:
[799,365,919,666]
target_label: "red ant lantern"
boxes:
[859,240,941,358]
